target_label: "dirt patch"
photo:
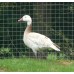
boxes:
[0,68,7,72]
[61,61,72,66]
[59,60,73,66]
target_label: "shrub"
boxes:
[0,47,11,58]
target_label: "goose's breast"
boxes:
[23,34,38,50]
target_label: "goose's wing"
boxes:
[27,32,60,51]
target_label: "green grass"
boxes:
[0,55,74,72]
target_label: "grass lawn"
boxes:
[0,55,74,72]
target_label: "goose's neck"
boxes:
[25,24,32,34]
[24,19,32,34]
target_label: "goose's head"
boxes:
[18,15,32,25]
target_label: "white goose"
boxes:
[18,15,60,57]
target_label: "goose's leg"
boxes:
[42,49,48,59]
[37,50,48,59]
[37,51,44,59]
[32,49,37,58]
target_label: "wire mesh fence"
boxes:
[0,2,74,59]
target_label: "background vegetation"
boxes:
[0,2,74,59]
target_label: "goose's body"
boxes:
[18,15,60,57]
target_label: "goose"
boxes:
[18,15,60,58]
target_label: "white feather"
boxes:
[23,32,60,53]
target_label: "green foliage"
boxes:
[0,47,10,54]
[0,48,11,58]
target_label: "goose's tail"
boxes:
[50,43,60,51]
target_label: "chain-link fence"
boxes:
[0,2,74,59]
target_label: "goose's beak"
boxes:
[18,17,23,22]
